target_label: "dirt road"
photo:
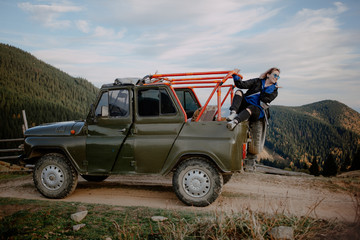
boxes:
[0,171,358,223]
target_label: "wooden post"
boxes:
[22,110,28,131]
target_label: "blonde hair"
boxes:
[259,67,280,79]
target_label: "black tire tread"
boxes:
[33,153,78,199]
[172,157,223,207]
[222,174,233,185]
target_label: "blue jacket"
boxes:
[233,75,278,119]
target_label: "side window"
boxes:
[175,90,185,107]
[184,91,199,113]
[160,89,176,114]
[109,89,129,117]
[175,89,200,119]
[95,89,129,117]
[95,92,108,117]
[138,88,176,117]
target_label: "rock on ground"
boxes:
[73,223,86,231]
[269,226,294,240]
[71,210,88,222]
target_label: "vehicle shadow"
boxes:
[76,179,174,193]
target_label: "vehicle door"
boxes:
[116,85,184,173]
[86,87,133,173]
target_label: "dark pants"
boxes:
[229,90,261,122]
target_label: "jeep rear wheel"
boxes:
[173,158,223,207]
[222,173,233,185]
[33,153,78,199]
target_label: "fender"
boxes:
[24,136,87,173]
[160,121,248,175]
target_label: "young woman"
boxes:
[226,67,280,130]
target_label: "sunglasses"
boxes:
[273,73,280,79]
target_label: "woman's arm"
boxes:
[260,88,278,103]
[233,75,259,89]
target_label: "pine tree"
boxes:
[309,156,320,176]
[340,154,351,172]
[350,148,360,170]
[322,153,338,177]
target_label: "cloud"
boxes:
[76,20,90,33]
[93,26,127,39]
[18,1,82,29]
[334,2,348,14]
[17,1,127,39]
[98,0,279,27]
[121,1,282,67]
[32,48,117,65]
[225,2,358,108]
[12,0,359,110]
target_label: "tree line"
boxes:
[263,102,360,175]
[0,43,98,139]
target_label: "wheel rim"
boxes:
[41,164,64,190]
[182,168,211,198]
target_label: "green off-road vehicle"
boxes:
[23,70,266,207]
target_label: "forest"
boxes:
[265,100,360,174]
[0,43,98,139]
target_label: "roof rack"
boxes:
[147,70,243,121]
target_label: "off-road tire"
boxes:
[248,118,266,155]
[173,157,223,207]
[81,175,109,182]
[33,153,78,199]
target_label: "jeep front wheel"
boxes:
[172,158,223,207]
[33,153,78,199]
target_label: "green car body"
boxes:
[23,79,249,206]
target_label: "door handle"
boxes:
[118,128,126,133]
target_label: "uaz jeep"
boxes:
[23,70,266,207]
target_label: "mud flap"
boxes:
[244,153,257,172]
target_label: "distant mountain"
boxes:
[296,100,360,136]
[265,100,360,171]
[0,43,98,139]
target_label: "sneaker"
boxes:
[226,110,237,121]
[226,119,238,131]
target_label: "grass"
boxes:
[0,197,356,240]
[300,172,360,195]
[0,172,31,181]
[1,171,359,239]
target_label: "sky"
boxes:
[1,0,360,112]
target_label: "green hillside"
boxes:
[266,100,360,172]
[297,100,360,136]
[0,43,98,139]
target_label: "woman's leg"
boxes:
[227,90,243,121]
[229,90,243,112]
[234,108,252,122]
[247,105,261,121]
[227,105,261,130]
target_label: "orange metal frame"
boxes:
[148,70,243,121]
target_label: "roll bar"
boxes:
[146,70,243,121]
